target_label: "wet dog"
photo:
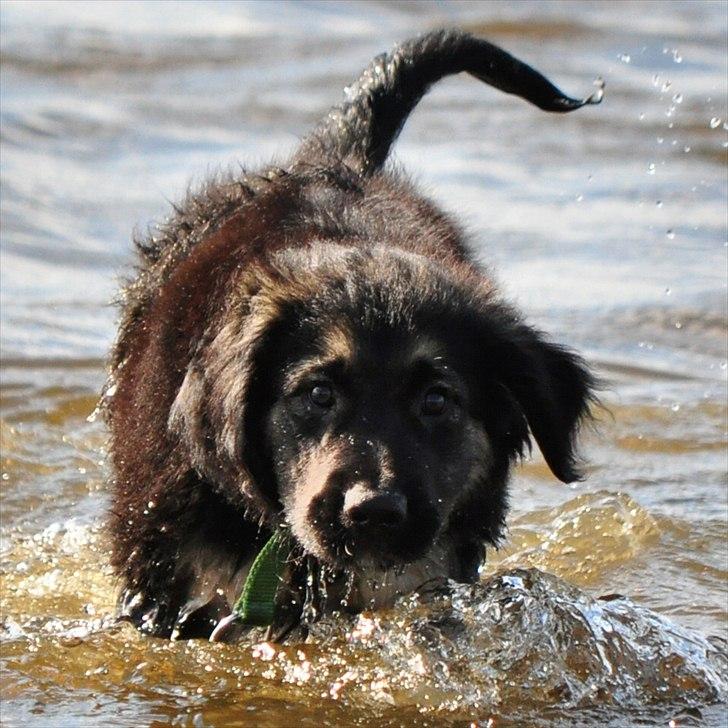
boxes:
[106,30,599,640]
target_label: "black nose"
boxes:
[343,486,407,528]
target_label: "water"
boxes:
[1,1,726,725]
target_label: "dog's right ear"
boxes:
[168,335,272,514]
[168,361,215,475]
[167,269,296,514]
[167,286,288,514]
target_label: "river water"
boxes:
[1,1,726,726]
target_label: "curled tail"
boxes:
[296,29,603,175]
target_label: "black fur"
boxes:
[105,30,598,640]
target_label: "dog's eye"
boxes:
[422,387,448,416]
[309,383,334,408]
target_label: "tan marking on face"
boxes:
[322,323,355,363]
[286,439,346,558]
[283,357,335,393]
[282,323,355,394]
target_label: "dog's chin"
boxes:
[304,521,441,571]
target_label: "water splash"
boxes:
[493,491,661,583]
[1,504,725,725]
[303,568,726,717]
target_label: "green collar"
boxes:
[231,529,291,627]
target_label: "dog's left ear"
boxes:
[486,322,596,482]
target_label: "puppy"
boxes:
[105,30,599,641]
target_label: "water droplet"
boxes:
[647,163,656,175]
[672,92,683,104]
[618,53,631,63]
[683,145,691,153]
[671,403,681,412]
[666,229,675,239]
[665,105,675,117]
[588,77,605,103]
[652,74,661,87]
[656,200,663,208]
[664,287,671,295]
[709,117,722,128]
[576,194,584,202]
[672,50,682,63]
[661,80,672,92]
[674,321,682,329]
[657,136,664,144]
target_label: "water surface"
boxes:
[1,1,726,726]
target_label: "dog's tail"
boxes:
[295,29,602,175]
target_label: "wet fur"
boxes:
[105,30,597,640]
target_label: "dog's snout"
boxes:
[343,484,407,528]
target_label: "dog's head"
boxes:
[170,244,594,571]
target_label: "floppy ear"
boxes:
[168,292,286,513]
[488,323,596,482]
[168,362,214,473]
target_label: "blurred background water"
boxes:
[1,1,726,726]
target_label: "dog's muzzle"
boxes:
[342,483,408,530]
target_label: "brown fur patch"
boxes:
[322,323,356,363]
[285,439,343,558]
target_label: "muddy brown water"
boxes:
[1,1,726,726]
